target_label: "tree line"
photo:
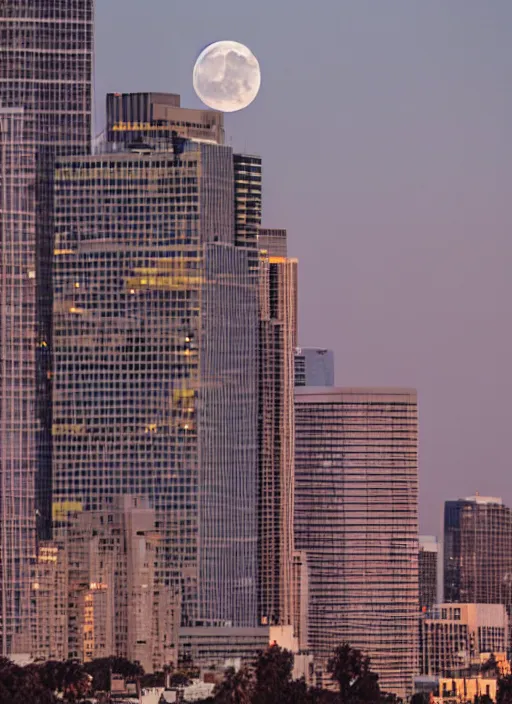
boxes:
[2,643,512,703]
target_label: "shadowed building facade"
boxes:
[294,387,419,699]
[443,496,512,626]
[257,232,298,630]
[52,137,259,629]
[419,535,439,612]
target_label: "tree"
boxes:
[84,656,144,693]
[0,658,57,704]
[498,676,512,704]
[253,644,294,704]
[410,695,429,704]
[327,643,381,703]
[213,665,253,704]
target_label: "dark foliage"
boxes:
[327,643,382,703]
[253,644,294,704]
[498,675,512,704]
[83,656,144,692]
[213,665,253,703]
[410,694,429,704]
[0,657,57,704]
[140,670,165,688]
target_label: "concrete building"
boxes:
[420,603,508,677]
[294,347,335,387]
[420,535,439,612]
[52,127,259,629]
[179,627,270,670]
[294,387,419,699]
[257,239,298,630]
[0,0,93,653]
[32,541,68,662]
[32,498,179,670]
[431,676,498,704]
[106,92,225,145]
[64,497,178,672]
[444,496,512,624]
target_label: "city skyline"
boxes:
[93,0,512,533]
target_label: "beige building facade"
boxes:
[421,603,508,677]
[35,497,179,671]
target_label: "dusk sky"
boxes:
[96,0,512,534]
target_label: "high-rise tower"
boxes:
[257,232,298,628]
[52,137,259,628]
[0,0,93,653]
[443,496,512,616]
[294,387,419,698]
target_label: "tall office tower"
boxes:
[294,388,419,699]
[419,535,439,612]
[52,138,259,629]
[294,347,335,387]
[0,0,94,546]
[233,153,262,275]
[257,240,298,628]
[0,108,37,654]
[258,228,288,258]
[106,92,225,145]
[0,0,93,655]
[444,497,512,617]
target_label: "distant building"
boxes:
[419,536,439,611]
[234,154,262,275]
[294,348,335,387]
[258,228,288,258]
[420,603,508,676]
[443,496,512,625]
[294,387,419,699]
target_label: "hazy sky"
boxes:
[96,0,512,534]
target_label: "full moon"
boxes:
[193,41,261,113]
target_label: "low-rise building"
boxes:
[34,496,179,671]
[421,603,508,676]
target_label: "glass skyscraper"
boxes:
[0,0,93,653]
[52,137,259,628]
[294,387,419,699]
[443,496,512,620]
